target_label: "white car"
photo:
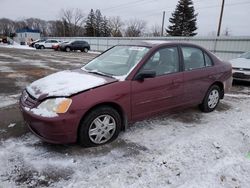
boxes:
[35,39,60,49]
[229,52,250,82]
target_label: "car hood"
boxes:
[26,69,117,100]
[229,58,250,69]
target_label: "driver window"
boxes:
[141,47,179,76]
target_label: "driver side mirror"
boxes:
[134,70,156,81]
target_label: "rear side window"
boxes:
[181,47,214,70]
[182,47,205,71]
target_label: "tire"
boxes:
[83,48,88,53]
[65,47,71,52]
[199,85,221,112]
[40,45,45,49]
[78,106,121,147]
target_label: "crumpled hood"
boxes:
[229,58,250,69]
[26,69,116,100]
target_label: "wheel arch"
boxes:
[77,102,128,140]
[210,81,224,99]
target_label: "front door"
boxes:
[131,46,184,120]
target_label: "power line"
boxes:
[143,0,250,18]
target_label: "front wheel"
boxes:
[78,106,121,147]
[199,85,221,112]
[40,45,45,49]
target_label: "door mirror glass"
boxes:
[135,70,156,81]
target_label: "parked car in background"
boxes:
[0,37,8,44]
[29,39,46,48]
[20,41,232,147]
[52,41,68,51]
[229,52,250,82]
[59,40,90,52]
[35,39,60,49]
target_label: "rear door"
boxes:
[131,46,184,120]
[180,46,215,105]
[44,40,52,48]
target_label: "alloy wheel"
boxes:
[88,115,116,144]
[208,89,219,109]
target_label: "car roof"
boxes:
[117,40,201,48]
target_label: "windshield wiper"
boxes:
[88,70,114,78]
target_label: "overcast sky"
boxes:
[0,0,249,36]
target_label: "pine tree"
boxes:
[166,0,198,36]
[95,9,103,37]
[84,9,96,36]
[101,16,111,37]
[84,9,111,37]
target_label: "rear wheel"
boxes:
[199,85,221,112]
[65,47,71,52]
[78,106,121,147]
[40,45,45,49]
[83,48,88,53]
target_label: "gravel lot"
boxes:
[0,47,250,188]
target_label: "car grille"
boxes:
[233,67,250,71]
[21,90,38,108]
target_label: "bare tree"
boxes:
[60,8,85,36]
[222,27,231,36]
[125,19,146,37]
[0,18,16,36]
[109,16,123,37]
[24,18,49,36]
[151,24,161,37]
[72,8,85,36]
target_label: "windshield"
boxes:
[83,46,150,77]
[239,52,250,59]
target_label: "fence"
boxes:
[50,36,250,60]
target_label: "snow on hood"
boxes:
[229,58,250,69]
[26,70,115,99]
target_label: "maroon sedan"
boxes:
[20,41,232,146]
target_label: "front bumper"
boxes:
[232,69,250,82]
[20,105,80,144]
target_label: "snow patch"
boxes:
[8,123,16,128]
[88,51,101,55]
[26,70,107,99]
[0,66,15,72]
[225,93,250,98]
[0,94,20,108]
[0,43,35,50]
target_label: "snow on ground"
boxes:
[88,51,102,55]
[0,43,35,50]
[0,94,20,108]
[0,66,15,72]
[1,47,250,187]
[0,95,250,188]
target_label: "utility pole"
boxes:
[161,11,166,37]
[217,0,225,36]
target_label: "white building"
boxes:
[15,28,41,44]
